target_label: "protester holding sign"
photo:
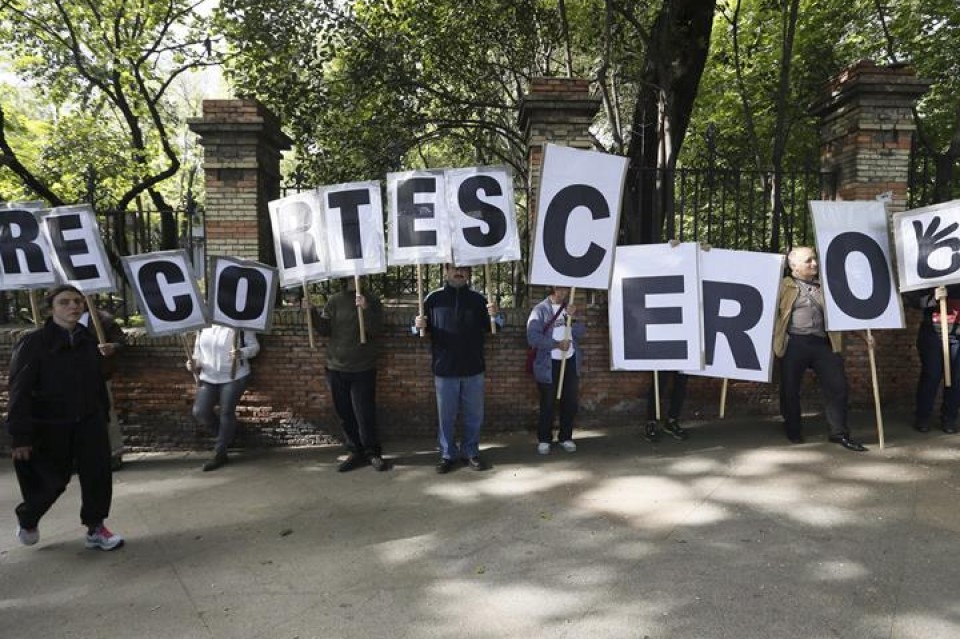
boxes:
[527,286,585,455]
[906,284,960,434]
[7,285,124,551]
[644,372,690,442]
[774,247,867,451]
[187,326,260,471]
[313,279,388,472]
[415,264,501,473]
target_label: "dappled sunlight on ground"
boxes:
[576,476,731,529]
[806,559,871,582]
[372,532,439,566]
[4,415,960,638]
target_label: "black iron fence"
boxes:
[659,166,832,252]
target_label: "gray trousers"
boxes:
[192,377,250,455]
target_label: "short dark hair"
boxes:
[44,284,83,309]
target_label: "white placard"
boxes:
[529,144,627,289]
[208,257,279,332]
[893,199,960,292]
[685,248,784,382]
[268,190,329,287]
[323,181,387,277]
[811,200,904,330]
[446,166,521,266]
[609,243,702,371]
[0,206,57,289]
[40,204,114,294]
[387,170,452,266]
[122,250,208,336]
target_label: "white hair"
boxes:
[787,246,815,270]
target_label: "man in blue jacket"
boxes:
[415,264,500,473]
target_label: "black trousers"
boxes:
[537,356,579,443]
[914,325,960,428]
[779,334,848,439]
[14,414,112,530]
[325,368,381,456]
[646,371,688,421]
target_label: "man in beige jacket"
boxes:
[774,246,867,451]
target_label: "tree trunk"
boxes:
[622,0,716,245]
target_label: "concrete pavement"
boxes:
[2,412,960,639]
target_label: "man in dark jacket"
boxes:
[415,264,500,473]
[314,278,388,472]
[7,285,124,550]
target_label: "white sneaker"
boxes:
[537,442,551,455]
[560,440,577,453]
[16,525,39,546]
[85,524,124,551]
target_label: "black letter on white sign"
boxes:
[543,185,608,277]
[622,275,687,360]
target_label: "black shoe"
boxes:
[202,452,228,472]
[465,456,488,471]
[787,434,805,444]
[369,454,389,471]
[914,422,931,433]
[942,424,958,434]
[642,420,661,443]
[337,453,368,472]
[662,418,689,441]
[828,435,868,452]
[436,458,455,474]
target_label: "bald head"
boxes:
[787,246,818,280]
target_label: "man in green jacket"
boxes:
[315,279,388,472]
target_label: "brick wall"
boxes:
[0,304,924,452]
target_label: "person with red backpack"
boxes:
[526,286,586,455]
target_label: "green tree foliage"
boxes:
[881,0,960,203]
[217,0,558,188]
[0,0,221,245]
[686,0,959,200]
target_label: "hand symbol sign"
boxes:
[913,216,960,279]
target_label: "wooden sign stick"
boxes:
[303,282,315,349]
[180,333,199,385]
[653,370,661,421]
[83,295,107,344]
[229,329,241,380]
[355,275,367,344]
[866,329,885,450]
[29,289,41,325]
[940,294,952,387]
[417,263,426,338]
[485,263,497,335]
[720,378,728,419]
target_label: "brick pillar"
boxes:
[188,99,292,266]
[518,78,601,298]
[812,61,929,213]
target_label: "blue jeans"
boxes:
[193,377,249,455]
[435,373,484,460]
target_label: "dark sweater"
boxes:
[6,318,108,447]
[423,283,490,377]
[315,290,383,372]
